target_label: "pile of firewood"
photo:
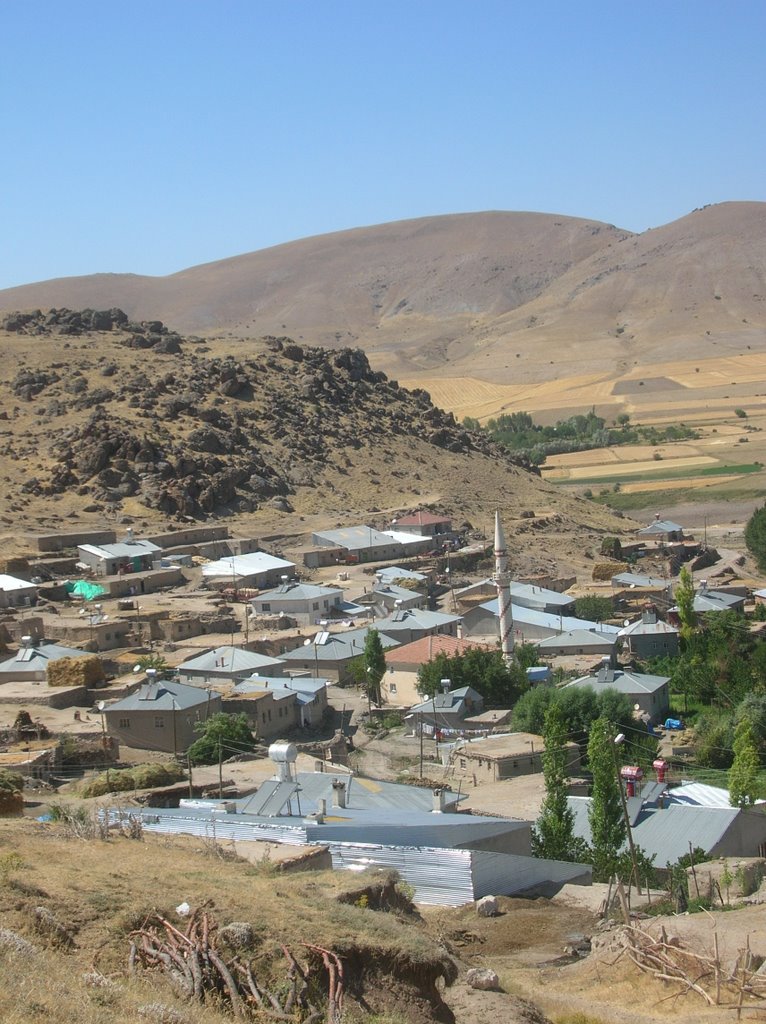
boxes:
[129,907,343,1023]
[623,922,766,1014]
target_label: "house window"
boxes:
[389,683,397,694]
[313,602,319,610]
[262,712,267,723]
[154,717,164,728]
[119,718,130,728]
[262,603,271,612]
[459,758,466,769]
[105,633,111,641]
[268,710,272,721]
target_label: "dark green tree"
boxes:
[573,595,614,622]
[187,712,256,766]
[510,684,555,733]
[729,715,761,807]
[417,647,527,705]
[587,717,626,881]
[363,629,387,705]
[745,505,766,571]
[531,704,583,861]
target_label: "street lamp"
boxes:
[96,699,110,789]
[613,732,642,895]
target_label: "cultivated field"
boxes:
[402,351,766,511]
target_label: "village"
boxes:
[1,502,765,916]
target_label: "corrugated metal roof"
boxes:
[201,552,296,579]
[0,640,91,673]
[106,679,220,713]
[79,540,161,558]
[565,668,669,695]
[568,796,742,863]
[179,647,286,674]
[478,599,621,635]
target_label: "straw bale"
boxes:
[46,655,105,688]
[592,561,625,581]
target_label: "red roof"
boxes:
[394,512,451,527]
[385,634,490,666]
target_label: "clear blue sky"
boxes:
[2,0,764,289]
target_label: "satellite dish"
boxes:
[634,703,641,711]
[303,638,312,647]
[624,620,630,627]
[96,700,105,712]
[133,665,141,673]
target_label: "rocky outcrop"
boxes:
[1,309,537,518]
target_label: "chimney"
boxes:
[597,656,613,683]
[440,677,451,695]
[21,635,33,648]
[316,798,326,823]
[432,787,447,813]
[126,527,134,542]
[331,779,347,808]
[653,758,668,784]
[641,603,657,624]
[699,579,707,594]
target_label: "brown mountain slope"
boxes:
[0,211,628,352]
[2,203,763,414]
[0,310,628,572]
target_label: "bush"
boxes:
[735,408,747,418]
[80,762,185,797]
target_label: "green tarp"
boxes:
[65,580,107,601]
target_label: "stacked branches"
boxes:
[129,907,343,1023]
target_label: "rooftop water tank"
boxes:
[269,740,298,764]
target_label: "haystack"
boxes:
[46,655,105,688]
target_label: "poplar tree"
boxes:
[363,629,386,705]
[587,716,626,881]
[532,703,579,861]
[729,715,761,807]
[675,566,697,644]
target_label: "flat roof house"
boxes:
[78,539,162,577]
[0,574,38,609]
[103,678,221,754]
[447,732,580,782]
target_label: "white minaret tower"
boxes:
[493,509,515,664]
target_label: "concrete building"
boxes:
[637,515,685,542]
[177,646,287,687]
[369,583,426,613]
[563,659,670,724]
[249,581,343,625]
[103,678,221,754]
[569,782,766,864]
[0,637,96,684]
[77,538,162,576]
[408,685,484,735]
[201,552,296,589]
[311,526,404,564]
[370,608,461,645]
[0,575,38,609]
[618,606,679,658]
[463,599,620,643]
[536,628,617,658]
[382,634,491,706]
[279,626,400,683]
[231,676,328,728]
[390,511,454,540]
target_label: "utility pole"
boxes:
[613,733,642,895]
[218,739,223,798]
[419,711,424,779]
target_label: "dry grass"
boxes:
[0,818,451,1024]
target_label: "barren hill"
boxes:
[2,205,765,388]
[0,309,627,571]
